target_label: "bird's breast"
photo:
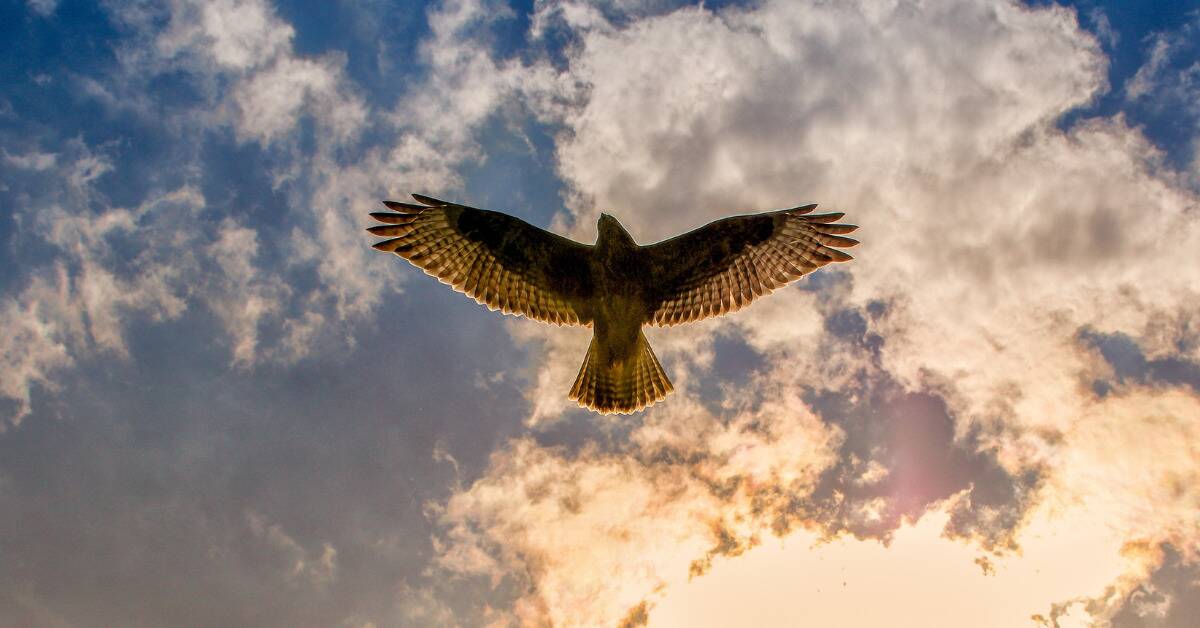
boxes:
[589,250,653,326]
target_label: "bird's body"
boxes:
[368,195,859,414]
[590,216,649,357]
[573,215,670,411]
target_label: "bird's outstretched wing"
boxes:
[642,204,859,326]
[368,194,593,326]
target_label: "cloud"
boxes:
[1123,13,1200,175]
[0,271,74,425]
[245,510,339,587]
[1050,387,1200,568]
[6,0,1200,623]
[392,583,458,627]
[0,141,289,425]
[147,0,369,145]
[274,0,569,331]
[205,220,290,367]
[2,148,57,171]
[155,0,293,71]
[126,0,533,325]
[0,141,205,425]
[230,54,366,145]
[2,0,549,423]
[25,0,57,17]
[1124,16,1199,106]
[108,0,382,325]
[433,389,843,625]
[429,0,1200,623]
[652,503,1140,627]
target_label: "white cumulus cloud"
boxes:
[428,0,1200,624]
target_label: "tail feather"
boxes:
[569,330,673,414]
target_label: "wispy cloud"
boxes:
[1,141,205,424]
[0,0,547,424]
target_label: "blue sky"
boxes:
[3,1,1200,626]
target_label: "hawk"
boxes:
[368,194,859,414]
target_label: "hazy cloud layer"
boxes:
[2,0,1199,626]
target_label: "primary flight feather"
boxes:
[368,194,859,414]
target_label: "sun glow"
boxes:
[652,501,1142,628]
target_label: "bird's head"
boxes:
[596,212,636,249]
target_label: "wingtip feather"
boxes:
[814,223,859,235]
[804,212,846,223]
[382,200,425,213]
[366,224,415,236]
[822,235,860,247]
[371,238,405,252]
[412,193,447,206]
[369,211,419,224]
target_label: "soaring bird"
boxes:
[368,194,859,414]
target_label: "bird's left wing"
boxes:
[642,204,859,326]
[368,194,593,326]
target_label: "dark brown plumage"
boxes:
[368,194,859,414]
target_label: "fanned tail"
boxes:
[569,330,673,414]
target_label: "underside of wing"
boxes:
[368,194,593,326]
[643,204,859,326]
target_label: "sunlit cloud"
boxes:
[2,0,1198,625]
[433,390,843,625]
[427,0,1200,624]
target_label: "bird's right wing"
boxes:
[368,195,593,326]
[642,204,859,326]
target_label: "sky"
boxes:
[2,0,1199,626]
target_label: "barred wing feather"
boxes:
[642,204,859,326]
[368,195,593,326]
